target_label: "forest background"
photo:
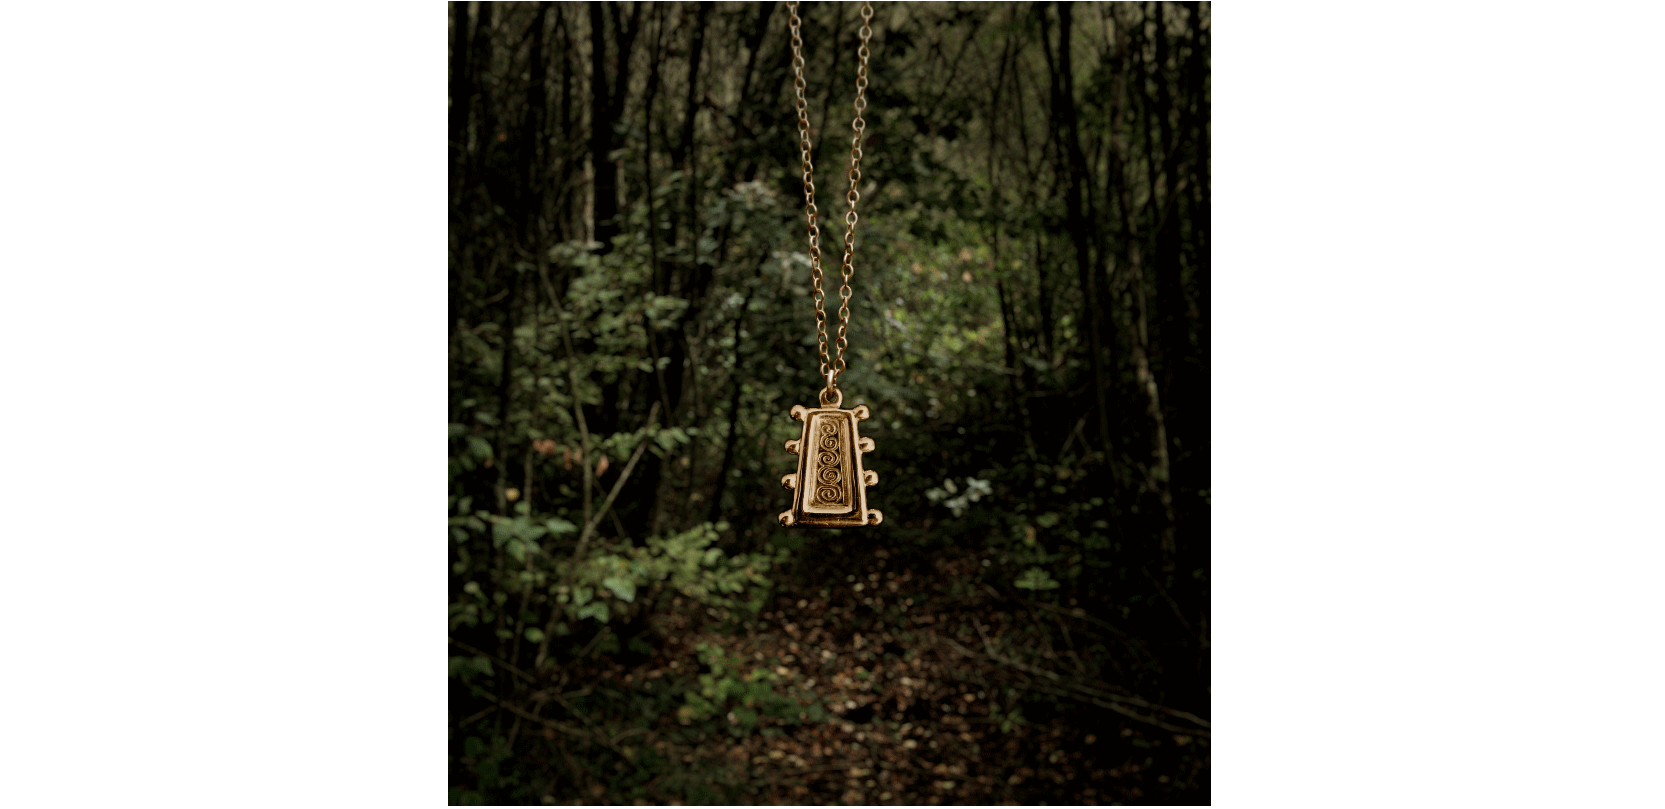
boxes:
[448,1,1210,804]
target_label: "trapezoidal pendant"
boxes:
[778,390,882,528]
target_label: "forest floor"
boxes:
[535,539,1210,806]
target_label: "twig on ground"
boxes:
[1022,598,1128,638]
[939,632,1209,735]
[1021,680,1211,738]
[541,685,649,745]
[473,690,643,763]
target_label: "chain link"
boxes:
[789,0,873,400]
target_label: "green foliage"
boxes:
[1014,566,1061,591]
[996,704,1029,734]
[448,655,495,682]
[678,642,827,731]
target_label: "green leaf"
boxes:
[448,655,494,681]
[601,576,637,603]
[506,540,526,563]
[524,627,545,643]
[545,518,578,536]
[572,587,593,607]
[447,655,467,678]
[512,516,547,541]
[576,602,610,623]
[1014,567,1060,591]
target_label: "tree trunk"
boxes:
[1105,12,1177,564]
[706,267,761,525]
[667,1,710,275]
[642,6,675,426]
[470,2,494,200]
[449,2,472,204]
[1044,3,1113,462]
[494,270,519,516]
[554,6,576,246]
[588,2,620,252]
[521,3,550,242]
[811,2,848,179]
[734,1,776,125]
[1148,2,1192,515]
[448,2,473,372]
[1188,3,1211,478]
[588,1,643,255]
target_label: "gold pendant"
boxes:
[778,388,882,528]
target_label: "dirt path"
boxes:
[599,545,1210,805]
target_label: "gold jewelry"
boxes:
[779,0,882,528]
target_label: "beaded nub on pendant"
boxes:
[778,1,881,528]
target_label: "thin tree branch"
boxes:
[472,690,588,741]
[1142,564,1197,637]
[457,705,498,729]
[578,400,660,547]
[451,636,537,684]
[1021,598,1128,638]
[949,626,1209,732]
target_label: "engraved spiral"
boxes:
[813,419,844,506]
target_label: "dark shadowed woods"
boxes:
[448,2,1209,804]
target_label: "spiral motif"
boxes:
[810,418,845,508]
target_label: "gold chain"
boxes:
[789,0,872,402]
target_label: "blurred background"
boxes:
[449,1,1209,803]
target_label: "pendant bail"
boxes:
[819,383,843,409]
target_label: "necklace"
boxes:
[778,0,882,529]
